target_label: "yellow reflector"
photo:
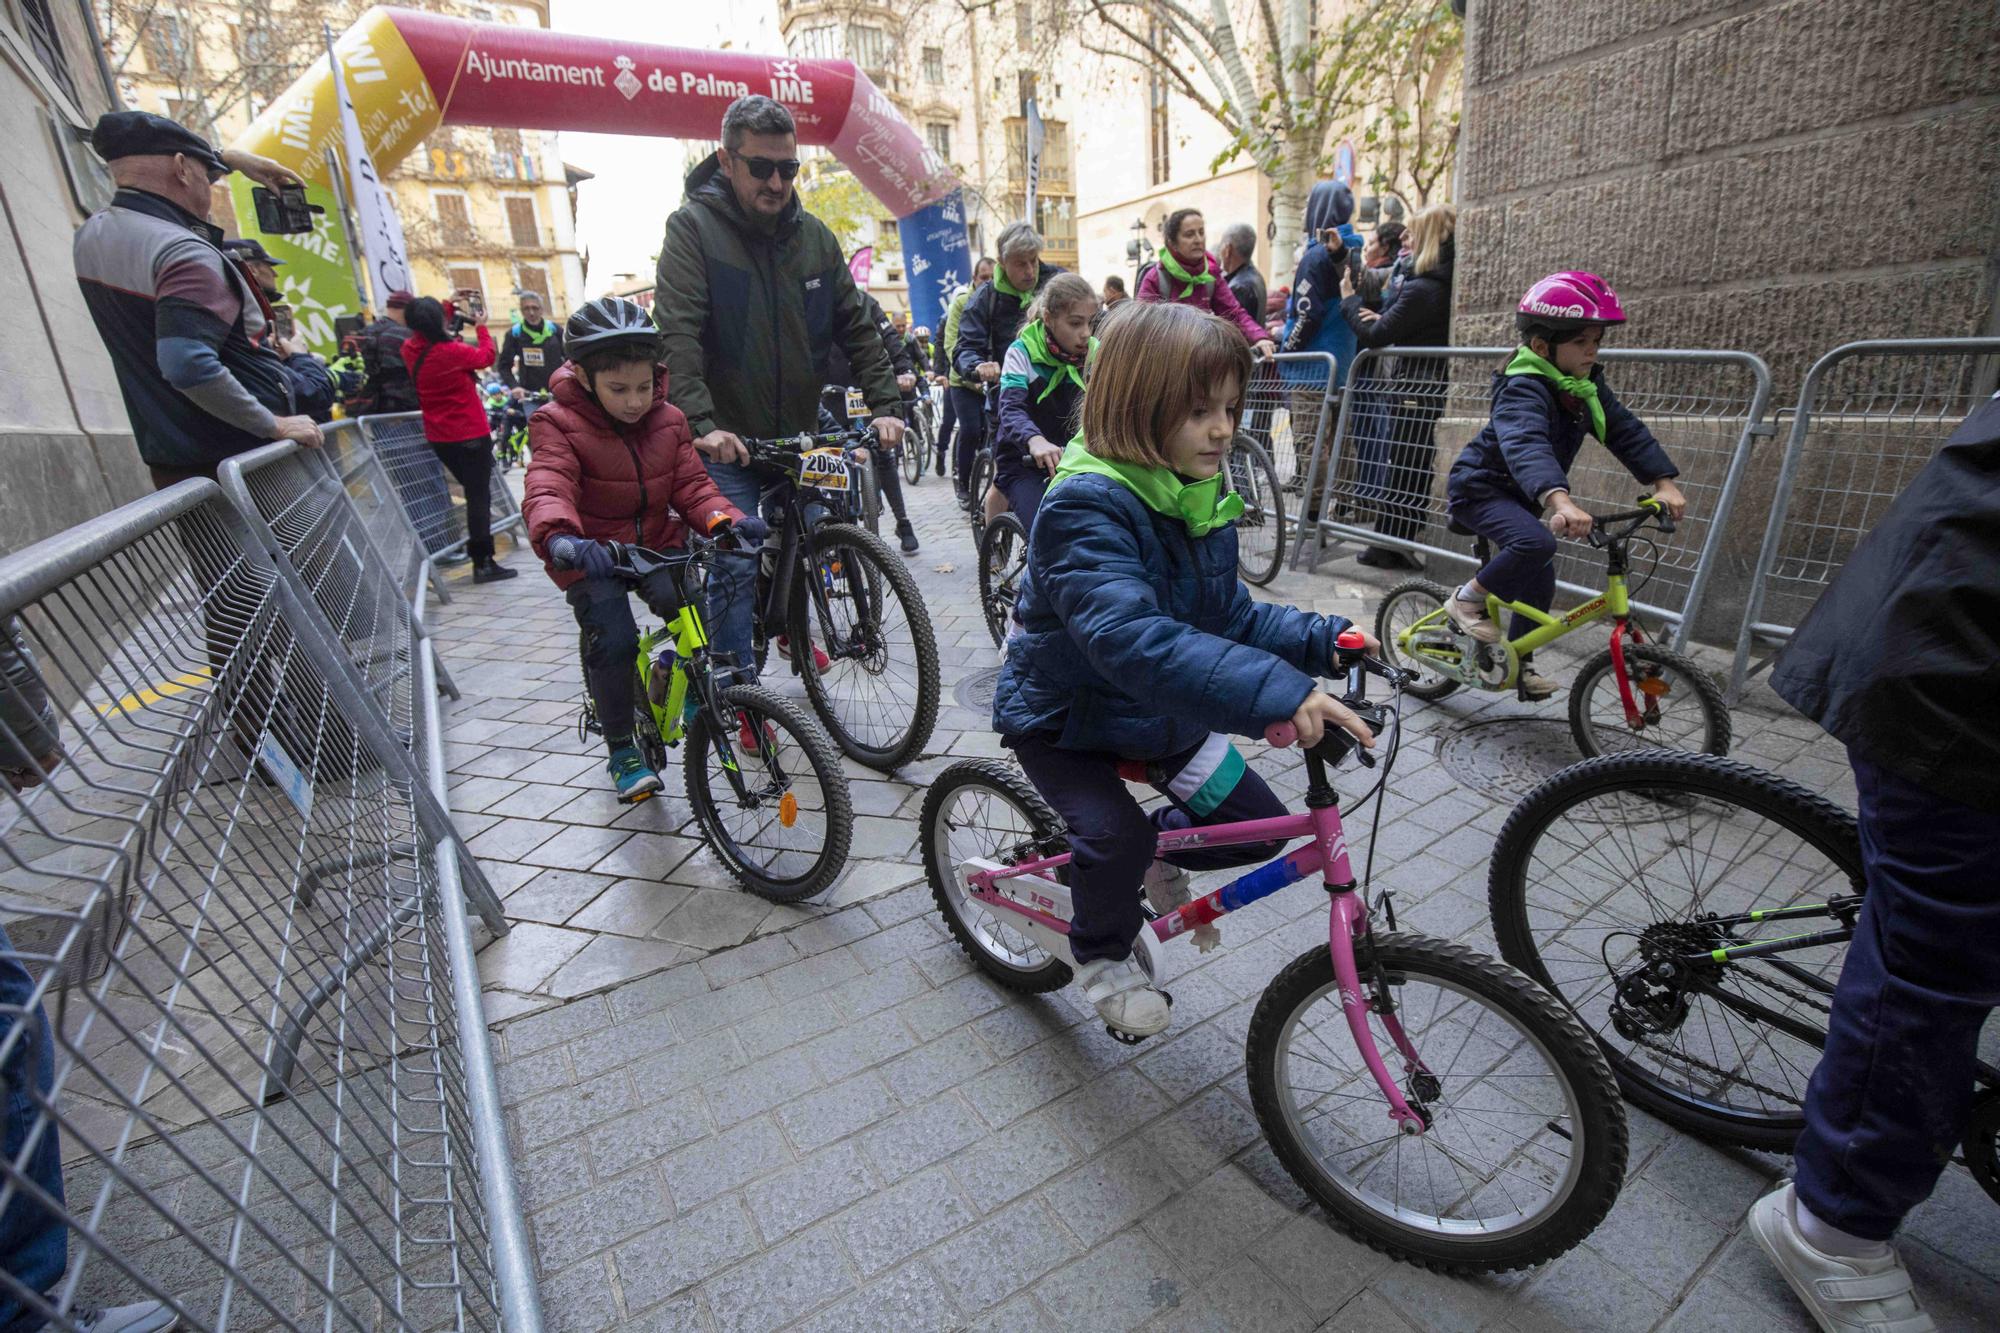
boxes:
[1637,676,1672,698]
[778,791,799,827]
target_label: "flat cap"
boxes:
[90,111,227,171]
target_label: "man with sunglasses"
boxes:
[656,94,906,681]
[74,111,323,493]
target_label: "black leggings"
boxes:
[568,566,681,748]
[431,438,495,561]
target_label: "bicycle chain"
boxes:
[1615,960,1829,1108]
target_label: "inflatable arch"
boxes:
[228,6,972,347]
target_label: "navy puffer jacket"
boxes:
[992,472,1352,758]
[1447,369,1676,509]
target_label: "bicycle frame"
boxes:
[962,782,1435,1135]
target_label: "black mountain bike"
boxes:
[742,429,940,771]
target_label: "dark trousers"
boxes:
[949,386,987,488]
[1378,399,1440,546]
[936,391,957,472]
[1792,752,2000,1240]
[873,448,909,524]
[0,925,65,1332]
[993,455,1050,532]
[1010,733,1289,965]
[431,438,495,562]
[1448,488,1557,641]
[568,567,682,749]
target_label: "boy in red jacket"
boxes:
[523,298,758,800]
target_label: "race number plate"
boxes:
[844,388,868,420]
[799,447,852,491]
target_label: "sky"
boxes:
[548,0,783,295]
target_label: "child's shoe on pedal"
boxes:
[606,744,662,803]
[1446,585,1500,644]
[1517,655,1560,700]
[1141,859,1190,915]
[1077,955,1171,1038]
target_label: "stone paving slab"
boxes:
[425,468,1994,1330]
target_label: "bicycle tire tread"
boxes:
[793,525,942,771]
[1569,643,1733,758]
[918,759,1072,993]
[1374,579,1462,701]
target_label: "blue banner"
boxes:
[897,189,972,335]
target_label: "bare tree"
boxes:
[1041,0,1460,261]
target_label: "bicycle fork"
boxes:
[1312,801,1436,1137]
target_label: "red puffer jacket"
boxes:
[523,364,742,589]
[401,324,495,443]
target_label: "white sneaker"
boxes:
[72,1301,181,1332]
[1076,956,1171,1038]
[1446,594,1501,644]
[1747,1183,1936,1333]
[1518,666,1561,700]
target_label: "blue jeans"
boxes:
[1792,752,2000,1241]
[1,925,65,1331]
[1349,375,1392,507]
[701,459,781,682]
[1447,488,1557,641]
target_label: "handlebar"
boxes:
[1588,495,1675,546]
[548,531,753,576]
[1263,639,1411,768]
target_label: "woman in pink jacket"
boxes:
[1135,209,1276,355]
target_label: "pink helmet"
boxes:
[1515,271,1626,335]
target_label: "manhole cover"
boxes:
[954,666,1003,713]
[1436,718,1581,803]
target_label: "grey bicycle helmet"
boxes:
[565,296,661,359]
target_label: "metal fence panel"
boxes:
[1729,338,2000,697]
[321,422,452,611]
[357,417,524,565]
[1290,346,1772,650]
[0,482,532,1330]
[1237,352,1340,519]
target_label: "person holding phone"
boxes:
[220,237,335,423]
[401,295,518,583]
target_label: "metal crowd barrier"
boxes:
[320,421,453,609]
[1728,338,2000,698]
[0,480,538,1330]
[1237,351,1340,536]
[1290,346,1773,651]
[357,416,525,565]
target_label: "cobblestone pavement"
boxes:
[431,467,1997,1332]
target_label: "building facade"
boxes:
[105,0,588,333]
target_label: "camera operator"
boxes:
[401,293,517,583]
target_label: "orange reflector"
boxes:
[1636,676,1672,698]
[778,791,799,827]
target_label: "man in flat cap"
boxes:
[73,110,325,490]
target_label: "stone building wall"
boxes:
[1454,1,2000,390]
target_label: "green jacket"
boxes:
[656,153,899,439]
[942,287,976,390]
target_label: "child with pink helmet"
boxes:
[1441,271,1687,698]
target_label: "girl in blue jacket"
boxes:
[992,302,1377,1038]
[1444,272,1687,699]
[993,273,1099,531]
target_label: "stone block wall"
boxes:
[1454,0,2000,391]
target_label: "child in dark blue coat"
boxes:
[993,302,1376,1037]
[992,274,1099,530]
[1445,271,1686,698]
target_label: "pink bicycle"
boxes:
[920,639,1627,1270]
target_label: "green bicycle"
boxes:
[1376,496,1729,759]
[563,535,853,901]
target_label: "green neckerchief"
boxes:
[1016,322,1096,402]
[1049,438,1243,537]
[1506,345,1605,441]
[994,267,1035,302]
[513,320,555,345]
[1158,246,1215,299]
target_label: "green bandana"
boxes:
[513,319,555,345]
[1506,346,1606,441]
[1016,321,1096,402]
[1049,439,1244,537]
[995,267,1035,301]
[1158,247,1215,299]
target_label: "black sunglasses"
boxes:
[735,155,801,182]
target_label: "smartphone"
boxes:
[251,183,321,235]
[453,287,486,320]
[272,306,295,342]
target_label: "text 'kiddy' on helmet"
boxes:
[1515,271,1627,336]
[566,297,661,359]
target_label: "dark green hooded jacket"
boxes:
[656,153,900,440]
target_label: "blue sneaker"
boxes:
[607,744,663,803]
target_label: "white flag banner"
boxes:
[325,24,410,310]
[1023,96,1044,228]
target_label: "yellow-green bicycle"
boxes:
[564,535,853,901]
[1376,497,1730,759]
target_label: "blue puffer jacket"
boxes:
[992,469,1352,758]
[1279,181,1362,387]
[1447,369,1677,509]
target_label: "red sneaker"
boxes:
[736,713,777,753]
[775,635,832,671]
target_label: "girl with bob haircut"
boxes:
[989,272,1100,530]
[990,301,1378,1038]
